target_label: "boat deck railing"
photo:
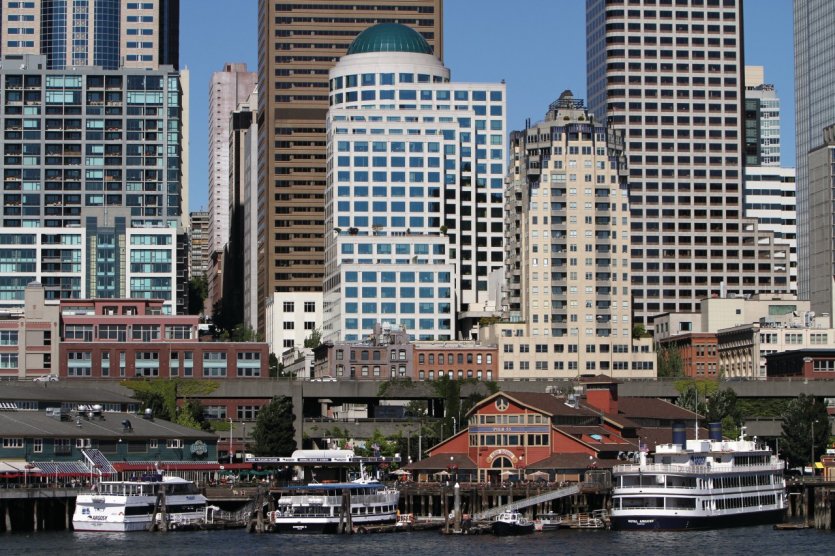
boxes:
[614,462,785,475]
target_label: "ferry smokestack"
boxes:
[708,422,723,442]
[672,421,686,447]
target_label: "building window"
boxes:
[165,325,192,340]
[304,301,316,312]
[283,301,295,312]
[149,439,159,449]
[283,322,295,330]
[2,438,23,449]
[166,439,182,449]
[237,405,259,420]
[0,353,18,369]
[0,331,18,345]
[132,324,160,342]
[33,438,43,453]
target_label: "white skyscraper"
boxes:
[322,23,506,342]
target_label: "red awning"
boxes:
[113,462,252,472]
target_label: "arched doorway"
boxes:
[486,456,514,484]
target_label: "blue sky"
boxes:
[181,0,794,212]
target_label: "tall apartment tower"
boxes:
[0,0,179,70]
[744,66,781,167]
[795,0,835,299]
[207,63,256,315]
[256,0,443,335]
[587,0,790,327]
[481,91,654,378]
[0,54,186,313]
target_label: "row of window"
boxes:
[2,437,182,452]
[418,353,493,365]
[468,433,550,447]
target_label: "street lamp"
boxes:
[811,420,819,476]
[228,417,234,463]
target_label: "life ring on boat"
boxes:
[118,512,124,516]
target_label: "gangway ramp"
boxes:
[473,483,581,521]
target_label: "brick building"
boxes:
[58,298,268,379]
[313,322,498,381]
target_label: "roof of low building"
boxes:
[404,453,476,471]
[554,426,635,449]
[0,381,135,404]
[614,397,700,420]
[346,23,433,56]
[0,411,215,440]
[495,392,599,418]
[527,453,619,471]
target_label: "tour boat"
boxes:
[73,474,207,532]
[492,511,535,536]
[611,427,786,530]
[267,475,399,533]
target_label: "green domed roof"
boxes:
[347,23,433,56]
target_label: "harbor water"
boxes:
[0,526,831,556]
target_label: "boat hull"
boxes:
[270,514,397,534]
[611,508,785,531]
[492,521,535,536]
[72,519,149,533]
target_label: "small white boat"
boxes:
[73,474,207,532]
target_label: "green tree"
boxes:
[269,353,280,378]
[632,324,647,340]
[230,323,258,342]
[304,328,322,349]
[134,391,172,421]
[705,388,741,438]
[656,343,684,378]
[187,275,208,315]
[178,399,212,432]
[780,394,830,469]
[252,396,296,456]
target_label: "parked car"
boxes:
[33,375,59,382]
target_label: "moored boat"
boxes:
[611,425,786,531]
[267,476,399,533]
[492,511,535,536]
[73,474,207,532]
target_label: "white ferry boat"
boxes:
[611,426,786,530]
[73,474,207,532]
[267,475,399,533]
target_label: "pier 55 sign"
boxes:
[190,441,207,457]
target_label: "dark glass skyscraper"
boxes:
[1,0,178,70]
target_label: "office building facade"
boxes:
[795,0,835,299]
[587,0,790,327]
[808,125,835,319]
[743,66,781,167]
[323,23,506,342]
[0,0,179,70]
[225,86,259,331]
[743,166,797,294]
[256,0,443,335]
